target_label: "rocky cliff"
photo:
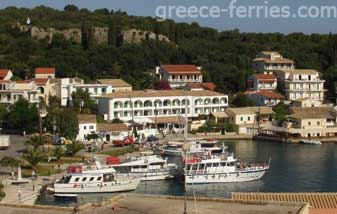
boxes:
[13,23,171,45]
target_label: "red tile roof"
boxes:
[0,69,10,79]
[35,67,55,75]
[0,80,10,83]
[161,65,201,75]
[186,82,217,91]
[254,74,276,80]
[256,90,284,99]
[33,78,49,85]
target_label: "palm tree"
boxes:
[0,156,22,171]
[25,135,47,150]
[22,148,46,170]
[52,146,65,161]
[65,141,84,156]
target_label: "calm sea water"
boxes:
[37,140,337,206]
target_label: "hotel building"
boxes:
[97,89,228,121]
[276,69,325,101]
[252,51,295,73]
[156,65,203,88]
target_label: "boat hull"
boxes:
[53,178,141,194]
[185,170,266,184]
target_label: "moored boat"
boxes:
[299,140,322,145]
[108,155,177,181]
[51,161,141,194]
[182,148,270,184]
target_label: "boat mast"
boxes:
[183,90,188,214]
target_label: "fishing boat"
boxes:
[107,155,177,181]
[51,160,141,194]
[182,149,270,184]
[299,140,322,145]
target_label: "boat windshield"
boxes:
[103,173,115,182]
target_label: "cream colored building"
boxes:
[292,99,322,108]
[96,79,132,92]
[225,107,274,134]
[252,51,295,73]
[276,69,325,101]
[0,80,39,104]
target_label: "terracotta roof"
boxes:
[0,69,10,79]
[253,57,294,64]
[77,114,97,123]
[33,78,49,85]
[161,65,201,75]
[254,74,276,80]
[226,107,274,115]
[0,80,10,83]
[243,90,256,95]
[100,90,226,99]
[35,67,55,74]
[96,79,131,87]
[232,192,337,209]
[255,90,284,99]
[186,82,217,91]
[97,123,128,132]
[278,69,319,75]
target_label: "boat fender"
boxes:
[73,183,77,188]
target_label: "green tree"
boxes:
[273,103,290,124]
[65,141,84,156]
[64,4,79,12]
[52,146,65,161]
[232,93,256,107]
[22,148,46,170]
[0,104,8,125]
[112,118,124,124]
[0,156,22,169]
[25,135,47,150]
[55,108,79,140]
[6,98,39,133]
[72,89,96,114]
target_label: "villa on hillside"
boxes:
[156,65,203,88]
[252,51,295,73]
[275,69,325,102]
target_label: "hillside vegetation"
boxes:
[0,5,337,98]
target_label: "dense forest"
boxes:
[0,5,337,99]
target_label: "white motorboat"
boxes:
[299,140,322,145]
[108,155,177,181]
[182,149,270,184]
[52,161,141,194]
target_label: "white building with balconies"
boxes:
[97,89,228,121]
[253,51,295,73]
[0,80,39,104]
[156,65,203,88]
[276,69,325,101]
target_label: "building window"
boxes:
[89,125,94,129]
[102,88,106,93]
[248,116,250,121]
[114,112,118,118]
[124,112,128,117]
[308,122,311,126]
[84,126,87,130]
[240,117,243,121]
[317,121,320,125]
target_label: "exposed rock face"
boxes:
[122,29,170,44]
[13,22,171,45]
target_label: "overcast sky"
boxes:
[1,0,337,34]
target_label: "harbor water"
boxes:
[36,140,337,206]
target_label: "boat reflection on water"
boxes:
[185,180,265,198]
